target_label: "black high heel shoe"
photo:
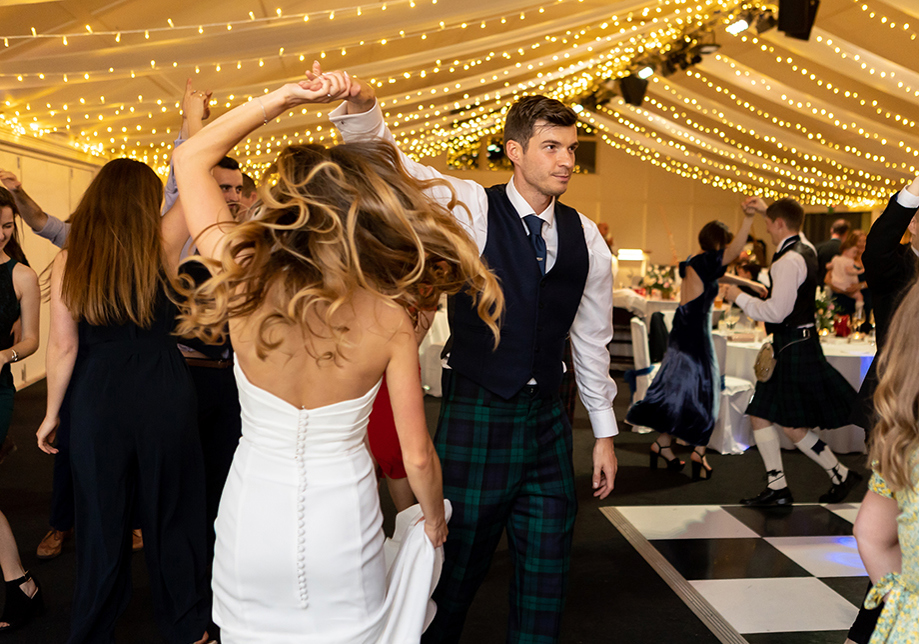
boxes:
[690,450,713,482]
[0,571,44,634]
[649,440,684,472]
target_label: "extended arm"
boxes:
[727,251,805,322]
[173,77,333,259]
[722,202,757,266]
[863,175,919,293]
[720,274,767,298]
[854,489,901,584]
[37,253,78,454]
[0,170,47,232]
[387,316,447,547]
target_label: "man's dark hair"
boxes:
[698,220,733,252]
[241,173,257,197]
[217,156,240,171]
[766,197,805,232]
[504,95,577,151]
[830,218,850,237]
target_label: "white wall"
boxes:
[0,140,99,388]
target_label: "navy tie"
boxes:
[524,215,547,276]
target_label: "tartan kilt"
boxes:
[745,333,855,429]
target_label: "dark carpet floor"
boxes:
[0,376,869,643]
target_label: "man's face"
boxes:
[508,120,578,200]
[764,215,784,245]
[213,167,243,215]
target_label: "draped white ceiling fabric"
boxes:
[0,0,915,207]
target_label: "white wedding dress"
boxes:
[213,364,448,643]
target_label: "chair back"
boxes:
[712,333,728,375]
[630,317,651,370]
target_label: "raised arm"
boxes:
[722,199,758,266]
[0,170,48,233]
[173,76,335,259]
[36,252,78,455]
[863,174,919,292]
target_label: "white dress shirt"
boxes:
[736,235,815,325]
[331,101,619,438]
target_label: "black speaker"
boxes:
[619,75,648,107]
[779,0,820,40]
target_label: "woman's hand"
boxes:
[36,416,60,455]
[742,196,767,216]
[423,517,448,548]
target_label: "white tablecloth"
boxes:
[721,336,875,454]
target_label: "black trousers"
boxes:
[49,389,74,532]
[68,349,209,644]
[188,364,242,562]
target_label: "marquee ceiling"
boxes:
[0,0,916,208]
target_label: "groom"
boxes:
[328,72,619,643]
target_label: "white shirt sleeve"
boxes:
[570,216,619,438]
[330,101,488,252]
[735,252,806,323]
[897,187,919,209]
[36,213,70,248]
[331,101,619,439]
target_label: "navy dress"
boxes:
[626,250,726,446]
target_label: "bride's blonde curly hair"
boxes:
[174,140,503,362]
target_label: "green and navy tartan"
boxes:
[745,332,855,429]
[423,370,577,644]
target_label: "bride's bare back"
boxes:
[230,289,413,410]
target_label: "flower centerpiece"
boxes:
[642,264,677,300]
[815,286,835,333]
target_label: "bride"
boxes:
[172,72,502,643]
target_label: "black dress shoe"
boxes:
[740,486,794,507]
[819,470,864,504]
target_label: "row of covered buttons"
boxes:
[296,408,309,608]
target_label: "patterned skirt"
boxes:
[745,332,855,429]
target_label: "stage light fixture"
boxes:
[637,65,655,80]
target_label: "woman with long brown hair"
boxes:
[172,73,502,642]
[35,159,209,644]
[0,187,42,634]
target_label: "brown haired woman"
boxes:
[0,188,41,633]
[35,159,209,643]
[172,73,502,642]
[627,201,761,479]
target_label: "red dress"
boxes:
[366,376,407,479]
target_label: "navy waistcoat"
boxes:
[765,236,818,334]
[448,185,589,399]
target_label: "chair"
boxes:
[708,334,756,454]
[607,307,636,371]
[622,318,662,434]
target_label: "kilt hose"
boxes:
[423,370,578,644]
[746,331,855,429]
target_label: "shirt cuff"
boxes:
[330,99,383,136]
[735,291,757,311]
[897,187,919,209]
[587,408,619,438]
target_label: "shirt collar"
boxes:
[506,177,555,229]
[776,234,799,254]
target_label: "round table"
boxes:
[723,335,875,454]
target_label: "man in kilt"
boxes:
[726,197,861,507]
[330,81,619,644]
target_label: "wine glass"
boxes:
[724,305,740,331]
[849,304,866,341]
